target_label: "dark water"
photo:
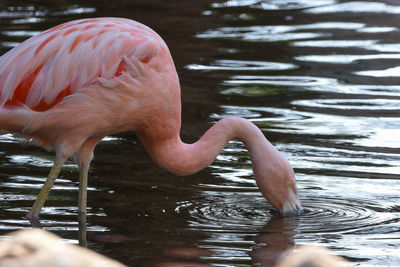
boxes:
[1,0,400,266]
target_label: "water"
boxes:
[1,0,400,266]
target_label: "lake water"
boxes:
[0,0,400,266]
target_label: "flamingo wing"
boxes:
[0,17,164,111]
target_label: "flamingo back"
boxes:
[0,17,167,111]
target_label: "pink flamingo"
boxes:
[0,18,302,221]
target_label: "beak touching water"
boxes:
[280,187,303,216]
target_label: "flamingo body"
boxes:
[1,18,164,111]
[0,18,302,220]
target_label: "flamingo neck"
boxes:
[138,117,282,179]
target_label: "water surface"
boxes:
[0,0,400,266]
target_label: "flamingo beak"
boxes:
[280,187,303,216]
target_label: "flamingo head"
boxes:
[254,153,303,216]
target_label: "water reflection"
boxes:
[186,60,297,71]
[251,216,298,267]
[305,1,400,14]
[295,54,400,64]
[356,66,400,77]
[292,98,400,111]
[292,40,400,51]
[212,0,336,10]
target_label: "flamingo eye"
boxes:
[288,182,292,188]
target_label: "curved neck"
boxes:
[138,117,283,178]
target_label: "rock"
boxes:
[276,245,350,267]
[0,228,125,267]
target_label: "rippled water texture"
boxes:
[1,0,400,266]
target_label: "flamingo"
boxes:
[0,17,302,221]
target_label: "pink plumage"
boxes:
[0,17,163,110]
[0,17,301,222]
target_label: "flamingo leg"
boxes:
[75,138,100,215]
[78,209,87,247]
[78,163,89,215]
[27,157,66,221]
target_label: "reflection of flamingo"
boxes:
[251,215,299,266]
[252,216,349,267]
[0,18,302,221]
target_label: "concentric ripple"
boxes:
[173,194,391,236]
[298,198,390,234]
[175,195,274,232]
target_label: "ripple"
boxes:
[196,22,365,42]
[218,74,400,97]
[10,17,44,24]
[0,134,25,143]
[358,27,398,33]
[293,39,378,48]
[292,40,400,52]
[2,31,41,37]
[197,21,365,40]
[0,42,21,49]
[173,193,394,240]
[358,128,400,149]
[50,6,96,16]
[7,155,77,168]
[298,198,391,234]
[186,60,297,71]
[356,66,400,77]
[295,53,400,64]
[175,196,273,231]
[212,0,336,10]
[292,98,400,111]
[0,10,43,18]
[305,1,400,14]
[223,75,336,87]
